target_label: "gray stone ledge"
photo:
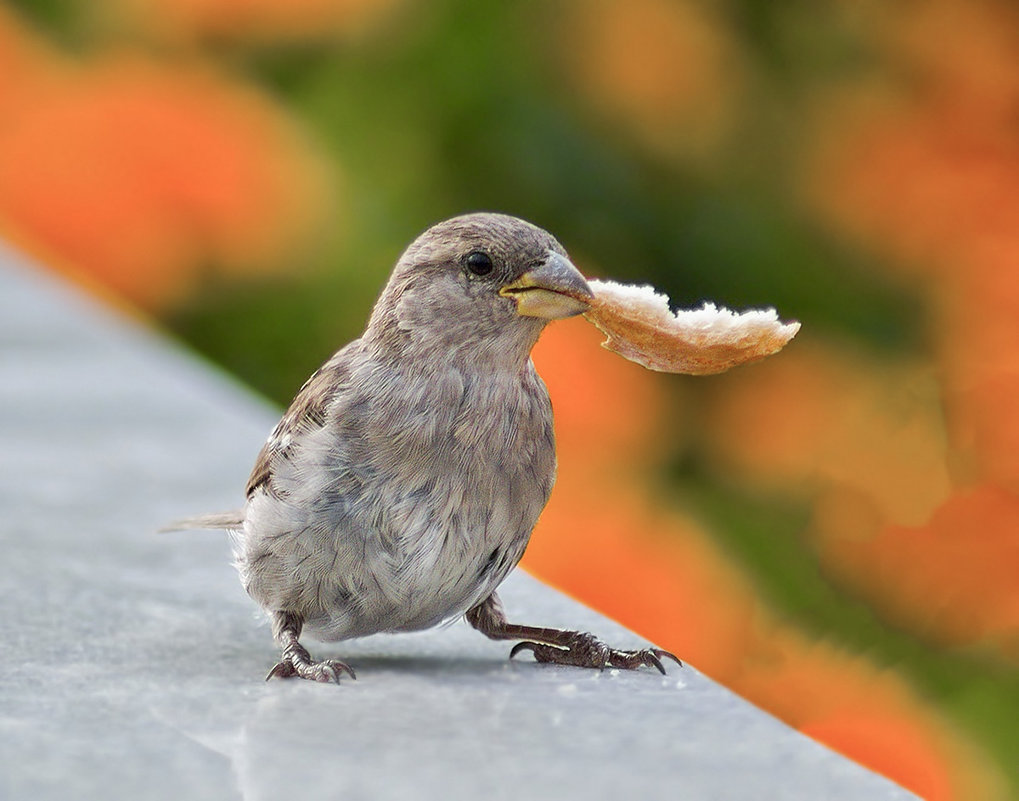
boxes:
[0,242,917,801]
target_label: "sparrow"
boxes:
[171,213,680,683]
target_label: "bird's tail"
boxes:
[159,511,244,533]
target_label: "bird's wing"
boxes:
[245,341,360,499]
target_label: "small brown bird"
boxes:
[173,213,679,683]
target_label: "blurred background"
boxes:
[1,0,1016,797]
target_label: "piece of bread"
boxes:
[583,279,800,375]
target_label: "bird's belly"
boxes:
[245,469,541,642]
[304,490,532,640]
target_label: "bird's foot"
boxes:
[266,641,355,684]
[509,631,682,675]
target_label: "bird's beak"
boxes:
[499,252,594,320]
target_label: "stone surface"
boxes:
[0,243,917,801]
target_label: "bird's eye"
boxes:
[465,251,494,276]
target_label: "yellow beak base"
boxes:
[499,252,593,320]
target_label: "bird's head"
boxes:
[365,213,593,367]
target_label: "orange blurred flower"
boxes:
[736,626,1003,801]
[705,343,951,527]
[0,11,331,309]
[819,487,1019,660]
[556,0,744,163]
[533,315,669,473]
[807,95,1019,274]
[800,0,1019,672]
[940,247,1019,493]
[807,1,1019,274]
[704,308,1019,664]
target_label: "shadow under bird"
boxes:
[167,212,680,683]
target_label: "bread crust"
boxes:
[584,279,800,375]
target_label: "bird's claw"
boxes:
[266,657,356,684]
[509,632,682,674]
[621,647,682,675]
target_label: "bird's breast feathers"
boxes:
[240,355,556,638]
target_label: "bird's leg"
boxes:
[466,592,681,675]
[265,611,356,684]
